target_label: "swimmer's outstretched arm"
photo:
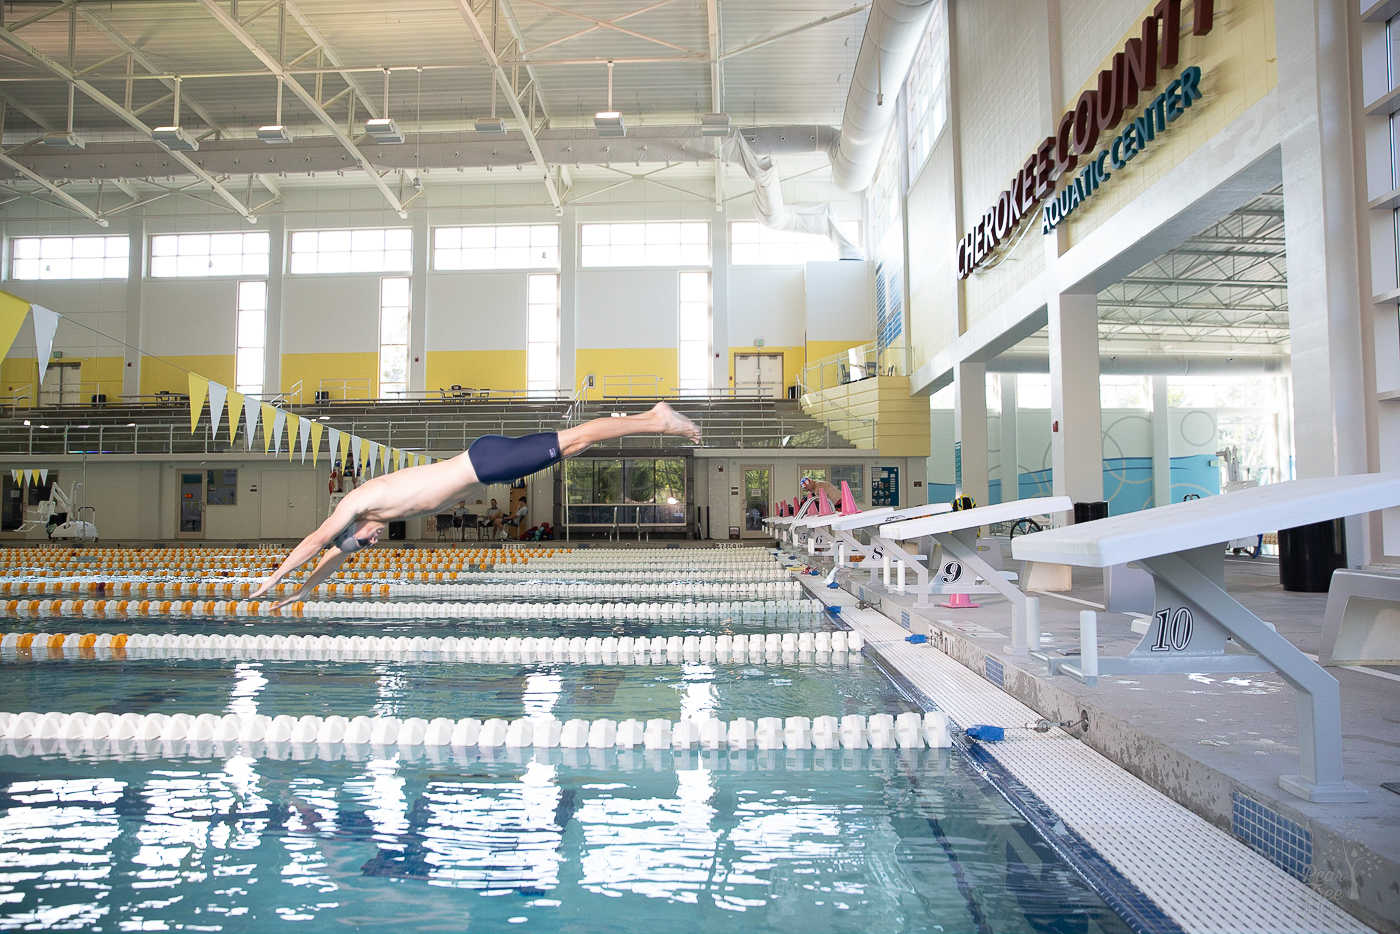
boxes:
[251,495,365,599]
[271,545,354,609]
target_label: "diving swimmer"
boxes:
[252,402,701,607]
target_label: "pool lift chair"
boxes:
[21,480,99,541]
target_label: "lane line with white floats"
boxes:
[0,708,944,752]
[0,597,821,619]
[0,580,806,600]
[0,629,864,661]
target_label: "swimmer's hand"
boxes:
[249,576,277,600]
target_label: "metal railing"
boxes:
[794,375,878,449]
[0,395,860,456]
[317,378,373,401]
[602,374,665,397]
[798,342,905,392]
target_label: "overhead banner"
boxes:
[31,305,60,387]
[207,382,228,439]
[187,374,209,435]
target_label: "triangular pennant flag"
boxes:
[0,291,32,364]
[310,421,324,467]
[398,450,406,471]
[207,382,228,440]
[31,304,60,387]
[284,413,298,461]
[187,374,209,435]
[260,403,278,453]
[29,469,40,486]
[226,390,245,444]
[358,437,370,474]
[327,427,341,466]
[297,415,312,463]
[38,469,47,485]
[338,430,351,465]
[244,395,261,451]
[270,406,286,455]
[10,470,19,485]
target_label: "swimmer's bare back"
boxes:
[252,402,700,607]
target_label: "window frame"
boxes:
[149,232,270,279]
[432,224,561,271]
[10,235,129,281]
[579,222,712,269]
[378,277,412,399]
[526,273,561,395]
[287,227,413,276]
[234,280,268,397]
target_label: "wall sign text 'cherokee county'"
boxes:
[956,0,1215,280]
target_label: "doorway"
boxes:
[260,471,320,540]
[39,362,82,406]
[741,466,771,537]
[734,353,784,398]
[177,472,204,539]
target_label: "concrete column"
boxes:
[408,211,429,394]
[1048,292,1103,512]
[263,214,285,396]
[954,360,989,507]
[711,215,729,391]
[1151,374,1171,508]
[122,216,144,398]
[1276,0,1370,562]
[559,207,577,392]
[999,374,1018,504]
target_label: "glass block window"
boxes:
[150,232,269,278]
[580,222,709,267]
[678,271,711,391]
[11,236,128,280]
[289,228,411,274]
[527,274,560,394]
[235,281,267,397]
[434,225,559,269]
[379,278,411,398]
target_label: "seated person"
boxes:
[495,495,529,540]
[484,499,503,527]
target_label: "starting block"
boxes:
[878,497,1072,650]
[1012,473,1400,803]
[820,502,954,578]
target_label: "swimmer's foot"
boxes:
[651,401,702,443]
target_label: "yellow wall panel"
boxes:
[1,355,123,403]
[426,350,526,394]
[141,355,235,397]
[281,353,379,400]
[575,348,677,395]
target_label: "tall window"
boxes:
[527,274,560,394]
[379,278,411,398]
[150,233,269,278]
[290,228,411,274]
[678,271,711,392]
[904,0,949,176]
[434,225,559,270]
[580,222,710,267]
[729,222,861,265]
[11,236,128,280]
[235,281,267,396]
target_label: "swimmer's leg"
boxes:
[557,401,700,457]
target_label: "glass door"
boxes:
[177,472,205,539]
[742,466,771,537]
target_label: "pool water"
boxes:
[1,611,1133,933]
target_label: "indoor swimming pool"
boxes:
[0,547,1135,933]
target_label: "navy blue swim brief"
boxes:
[467,432,563,484]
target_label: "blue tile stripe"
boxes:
[985,656,1005,688]
[865,649,1185,934]
[1231,792,1312,882]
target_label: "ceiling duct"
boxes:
[727,133,862,260]
[829,0,935,192]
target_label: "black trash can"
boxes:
[1278,519,1347,592]
[1073,501,1109,524]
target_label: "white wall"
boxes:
[0,280,127,360]
[805,261,874,343]
[576,269,678,348]
[281,276,382,354]
[1058,0,1151,97]
[728,266,806,346]
[426,272,528,351]
[142,279,238,355]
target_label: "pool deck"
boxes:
[798,549,1399,934]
